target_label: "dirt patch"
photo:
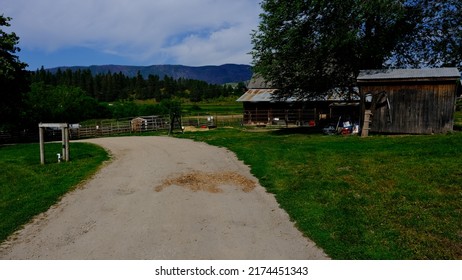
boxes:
[182,126,209,132]
[155,171,256,193]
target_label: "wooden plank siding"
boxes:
[360,82,458,134]
[358,68,460,135]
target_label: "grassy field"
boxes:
[132,98,243,116]
[1,125,461,259]
[0,142,109,243]
[182,102,242,116]
[177,128,462,259]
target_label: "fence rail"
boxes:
[74,114,244,139]
[1,114,245,144]
[182,114,243,128]
[242,109,317,126]
[74,116,171,139]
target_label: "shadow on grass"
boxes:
[269,126,323,136]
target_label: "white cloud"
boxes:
[3,0,261,66]
[167,23,254,65]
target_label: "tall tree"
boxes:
[251,0,460,100]
[391,0,462,68]
[26,82,105,124]
[0,14,28,130]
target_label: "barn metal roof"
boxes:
[246,74,273,89]
[239,73,360,102]
[236,88,359,102]
[357,68,461,82]
[236,89,283,102]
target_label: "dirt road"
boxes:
[0,136,328,259]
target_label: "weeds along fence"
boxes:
[182,114,243,128]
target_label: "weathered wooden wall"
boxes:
[361,82,458,134]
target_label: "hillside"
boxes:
[48,64,253,85]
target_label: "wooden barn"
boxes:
[237,75,360,126]
[357,68,461,135]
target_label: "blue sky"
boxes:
[3,0,262,70]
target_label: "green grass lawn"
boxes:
[0,142,108,243]
[177,128,462,259]
[182,102,242,116]
[1,128,460,259]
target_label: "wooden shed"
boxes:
[357,68,461,135]
[130,117,147,132]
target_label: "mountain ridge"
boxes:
[48,63,253,85]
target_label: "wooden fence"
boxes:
[1,114,245,143]
[182,114,243,128]
[72,116,171,139]
[73,114,244,139]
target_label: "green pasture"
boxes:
[0,142,108,242]
[178,128,462,259]
[182,102,242,116]
[1,126,461,259]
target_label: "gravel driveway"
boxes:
[0,136,328,259]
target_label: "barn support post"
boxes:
[255,107,258,124]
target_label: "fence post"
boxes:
[64,127,70,161]
[61,127,66,161]
[39,126,45,164]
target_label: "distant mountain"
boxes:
[48,64,253,85]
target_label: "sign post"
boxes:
[38,123,70,164]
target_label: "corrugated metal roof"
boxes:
[236,89,279,102]
[240,73,361,102]
[357,68,461,81]
[246,74,273,89]
[236,88,360,102]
